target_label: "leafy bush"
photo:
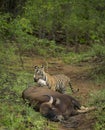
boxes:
[62,44,105,63]
[0,13,11,38]
[35,39,65,57]
[89,44,105,82]
[0,14,64,57]
[90,44,105,58]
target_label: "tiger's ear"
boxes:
[33,65,38,69]
[41,64,45,70]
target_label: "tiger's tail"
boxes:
[69,82,79,93]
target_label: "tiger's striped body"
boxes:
[34,65,79,94]
[45,73,72,93]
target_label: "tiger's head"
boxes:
[34,65,47,85]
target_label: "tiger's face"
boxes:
[34,65,46,83]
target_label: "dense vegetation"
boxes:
[0,0,105,129]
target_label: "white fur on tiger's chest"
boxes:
[38,79,47,86]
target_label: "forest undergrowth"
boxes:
[0,43,105,130]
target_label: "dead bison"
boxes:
[22,86,95,121]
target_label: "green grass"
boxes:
[0,42,105,130]
[62,43,105,83]
[0,70,58,130]
[0,102,47,130]
[62,44,105,64]
[0,41,58,130]
[89,89,105,130]
[62,52,90,64]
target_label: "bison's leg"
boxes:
[77,106,97,113]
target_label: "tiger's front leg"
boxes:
[56,84,66,94]
[59,87,66,94]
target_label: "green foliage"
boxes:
[0,14,63,57]
[9,16,33,36]
[22,0,105,44]
[0,13,11,38]
[62,52,86,64]
[0,103,47,130]
[89,44,105,82]
[91,44,105,57]
[1,0,105,45]
[62,44,105,63]
[89,89,105,130]
[1,1,105,129]
[1,0,105,57]
[0,40,18,87]
[0,42,58,129]
[35,39,64,57]
[62,43,105,84]
[0,69,58,130]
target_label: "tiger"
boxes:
[33,65,79,94]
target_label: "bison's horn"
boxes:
[55,98,61,104]
[48,96,53,104]
[43,95,54,104]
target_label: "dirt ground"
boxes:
[24,56,104,130]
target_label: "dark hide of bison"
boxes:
[22,86,81,121]
[22,86,96,122]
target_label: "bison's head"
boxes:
[40,95,64,121]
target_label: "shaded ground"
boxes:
[23,56,104,130]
